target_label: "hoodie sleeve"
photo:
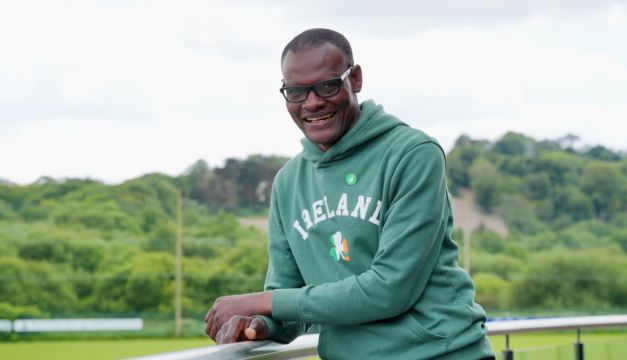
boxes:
[271,142,450,325]
[261,182,309,342]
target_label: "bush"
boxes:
[510,248,627,309]
[473,273,511,310]
[0,257,78,312]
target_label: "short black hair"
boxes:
[281,28,354,68]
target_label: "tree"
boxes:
[446,137,487,192]
[511,248,627,308]
[0,257,78,312]
[91,253,175,312]
[580,162,627,220]
[584,145,621,162]
[471,229,507,253]
[473,273,511,309]
[493,132,534,156]
[551,186,594,222]
[525,173,552,200]
[498,194,545,235]
[469,158,501,211]
[471,253,524,280]
[0,200,18,220]
[216,155,288,211]
[532,151,583,187]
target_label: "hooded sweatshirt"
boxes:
[261,100,494,360]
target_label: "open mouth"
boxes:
[304,113,334,124]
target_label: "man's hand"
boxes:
[215,315,268,344]
[204,292,272,341]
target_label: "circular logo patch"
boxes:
[345,173,358,186]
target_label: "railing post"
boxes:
[574,328,584,360]
[503,333,514,360]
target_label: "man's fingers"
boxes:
[204,307,215,338]
[246,317,268,340]
[216,316,247,344]
[209,320,220,341]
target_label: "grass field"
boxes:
[0,332,625,360]
[489,332,627,360]
[0,338,213,360]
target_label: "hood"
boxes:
[300,99,407,166]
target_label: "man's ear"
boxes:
[350,64,363,93]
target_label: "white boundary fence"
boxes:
[0,318,143,332]
[127,314,627,360]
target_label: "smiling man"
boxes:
[204,28,495,360]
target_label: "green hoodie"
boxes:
[261,100,494,359]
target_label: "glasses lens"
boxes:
[314,79,341,98]
[284,87,307,102]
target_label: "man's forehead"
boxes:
[281,44,345,77]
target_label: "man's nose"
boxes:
[301,89,325,110]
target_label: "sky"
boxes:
[1,0,626,185]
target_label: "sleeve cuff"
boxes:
[272,288,304,322]
[257,315,279,338]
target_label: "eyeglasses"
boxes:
[279,66,353,103]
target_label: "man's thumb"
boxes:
[245,317,267,340]
[244,327,257,340]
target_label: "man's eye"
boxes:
[316,81,339,96]
[286,87,306,97]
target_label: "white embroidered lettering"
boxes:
[336,193,349,216]
[351,196,372,220]
[302,209,314,229]
[293,221,309,240]
[323,196,335,219]
[312,200,327,224]
[369,200,382,225]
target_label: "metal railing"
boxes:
[127,314,627,360]
[487,315,627,360]
[0,318,143,333]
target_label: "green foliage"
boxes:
[0,302,44,320]
[469,157,501,211]
[446,135,488,193]
[0,257,78,312]
[181,155,289,212]
[511,248,627,309]
[0,160,271,317]
[0,141,626,320]
[471,229,507,253]
[473,273,511,309]
[0,199,18,221]
[580,162,627,220]
[471,253,524,281]
[449,133,627,311]
[493,132,534,156]
[497,195,546,235]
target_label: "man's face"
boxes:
[281,44,362,151]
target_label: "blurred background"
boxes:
[1,1,626,359]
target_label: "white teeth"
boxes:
[306,114,334,122]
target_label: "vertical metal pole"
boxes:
[574,328,584,360]
[503,334,514,360]
[461,192,471,273]
[174,190,183,337]
[463,229,471,273]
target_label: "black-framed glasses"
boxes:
[279,66,353,103]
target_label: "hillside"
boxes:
[240,189,509,237]
[0,132,626,317]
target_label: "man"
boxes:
[205,28,495,360]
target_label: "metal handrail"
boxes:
[126,314,627,360]
[486,314,627,334]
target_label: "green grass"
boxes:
[0,332,625,360]
[490,332,627,360]
[0,338,214,360]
